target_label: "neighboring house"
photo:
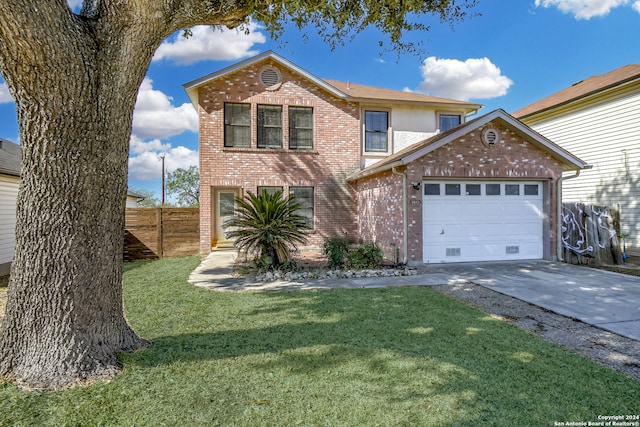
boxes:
[513,64,640,255]
[185,51,586,264]
[0,138,20,275]
[126,191,145,207]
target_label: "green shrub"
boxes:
[322,237,351,269]
[348,241,383,270]
[224,189,310,271]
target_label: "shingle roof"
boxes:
[184,51,481,113]
[513,64,640,119]
[323,80,480,111]
[0,138,20,176]
[348,109,588,181]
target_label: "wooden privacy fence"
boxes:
[124,208,199,261]
[561,202,623,266]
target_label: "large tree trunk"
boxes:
[0,0,250,390]
[0,11,154,391]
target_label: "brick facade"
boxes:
[355,119,565,264]
[197,58,360,254]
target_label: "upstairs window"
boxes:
[257,105,283,149]
[439,114,462,132]
[224,103,251,148]
[289,107,313,150]
[364,110,389,152]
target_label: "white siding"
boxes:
[0,174,19,270]
[391,106,437,151]
[526,86,640,253]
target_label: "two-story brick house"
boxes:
[184,51,479,253]
[185,51,587,264]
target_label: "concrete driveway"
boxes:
[190,252,640,341]
[434,260,640,341]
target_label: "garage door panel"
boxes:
[423,181,544,263]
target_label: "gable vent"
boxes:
[260,67,281,87]
[482,127,499,147]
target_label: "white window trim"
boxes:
[362,107,392,156]
[436,111,464,133]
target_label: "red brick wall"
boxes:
[355,120,564,264]
[354,170,405,263]
[198,58,360,254]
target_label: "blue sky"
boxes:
[1,0,639,201]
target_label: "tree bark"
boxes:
[0,0,250,390]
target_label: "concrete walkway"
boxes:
[189,251,640,341]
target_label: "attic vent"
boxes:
[482,127,499,147]
[260,67,281,87]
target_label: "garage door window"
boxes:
[525,184,539,196]
[505,184,520,196]
[445,184,461,195]
[465,184,481,195]
[424,184,440,196]
[486,184,501,196]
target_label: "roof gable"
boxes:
[183,51,480,112]
[183,51,346,106]
[0,138,20,176]
[349,109,588,181]
[513,64,640,119]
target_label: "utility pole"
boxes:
[160,154,166,206]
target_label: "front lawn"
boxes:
[1,256,638,426]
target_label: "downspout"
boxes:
[392,167,408,264]
[556,166,591,261]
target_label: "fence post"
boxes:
[156,207,164,258]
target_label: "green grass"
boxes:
[1,256,639,426]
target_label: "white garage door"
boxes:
[423,181,544,263]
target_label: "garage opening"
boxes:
[422,181,544,263]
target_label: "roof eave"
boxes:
[517,74,640,120]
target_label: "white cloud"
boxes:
[132,77,198,140]
[129,78,199,181]
[0,81,13,103]
[414,57,513,101]
[152,23,266,65]
[128,142,198,181]
[129,135,171,155]
[535,0,634,19]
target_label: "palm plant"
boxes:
[223,189,311,269]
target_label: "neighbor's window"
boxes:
[439,114,462,132]
[289,106,313,150]
[364,110,389,152]
[224,103,251,148]
[257,105,283,149]
[289,186,314,229]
